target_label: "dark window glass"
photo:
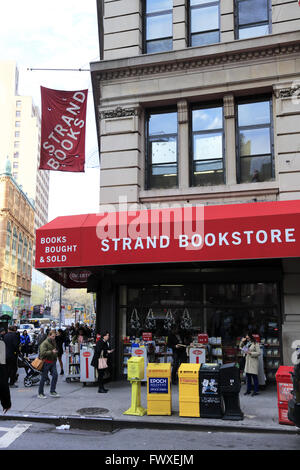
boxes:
[145,0,173,53]
[237,99,273,184]
[190,0,220,47]
[236,0,270,39]
[191,106,224,186]
[146,111,178,189]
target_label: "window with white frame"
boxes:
[146,109,178,189]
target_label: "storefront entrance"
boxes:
[118,277,281,382]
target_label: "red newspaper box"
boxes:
[275,366,295,425]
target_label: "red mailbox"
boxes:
[275,366,295,425]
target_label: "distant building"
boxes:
[0,159,35,315]
[0,60,49,230]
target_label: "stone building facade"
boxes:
[88,0,300,369]
[0,162,35,315]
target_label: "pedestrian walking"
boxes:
[91,332,114,393]
[0,330,11,413]
[20,330,31,357]
[37,328,47,352]
[38,330,60,399]
[4,325,20,388]
[167,327,187,385]
[239,333,261,396]
[56,329,65,375]
[72,327,90,345]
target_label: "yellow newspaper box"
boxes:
[124,356,146,416]
[147,363,172,416]
[178,363,200,417]
[127,356,144,380]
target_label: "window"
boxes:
[14,141,20,148]
[16,110,21,117]
[191,105,224,186]
[235,0,271,39]
[146,110,178,189]
[23,238,28,274]
[144,0,173,53]
[13,162,18,169]
[12,227,17,253]
[5,222,11,264]
[15,131,20,138]
[16,100,21,108]
[189,0,220,47]
[15,121,21,127]
[13,152,19,159]
[236,98,273,184]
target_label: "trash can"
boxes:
[178,363,200,417]
[199,363,223,418]
[220,362,243,420]
[147,363,171,416]
[288,398,300,428]
[276,366,295,425]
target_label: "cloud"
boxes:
[0,1,101,221]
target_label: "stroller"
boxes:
[18,353,50,388]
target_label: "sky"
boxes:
[0,1,101,221]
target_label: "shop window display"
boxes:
[120,282,280,382]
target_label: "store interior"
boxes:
[118,272,281,384]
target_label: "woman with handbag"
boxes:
[91,332,114,393]
[239,333,261,396]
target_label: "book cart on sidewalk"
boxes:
[65,342,97,384]
[65,344,80,382]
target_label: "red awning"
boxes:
[35,200,300,287]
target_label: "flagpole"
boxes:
[27,68,90,72]
[59,284,62,329]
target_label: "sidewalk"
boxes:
[1,367,298,434]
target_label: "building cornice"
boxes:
[91,32,300,82]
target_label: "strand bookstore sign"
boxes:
[35,201,300,284]
[39,86,88,172]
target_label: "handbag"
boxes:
[98,350,108,370]
[31,357,44,371]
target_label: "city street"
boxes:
[0,420,299,451]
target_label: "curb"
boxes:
[0,412,298,435]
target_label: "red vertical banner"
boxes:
[40,86,88,172]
